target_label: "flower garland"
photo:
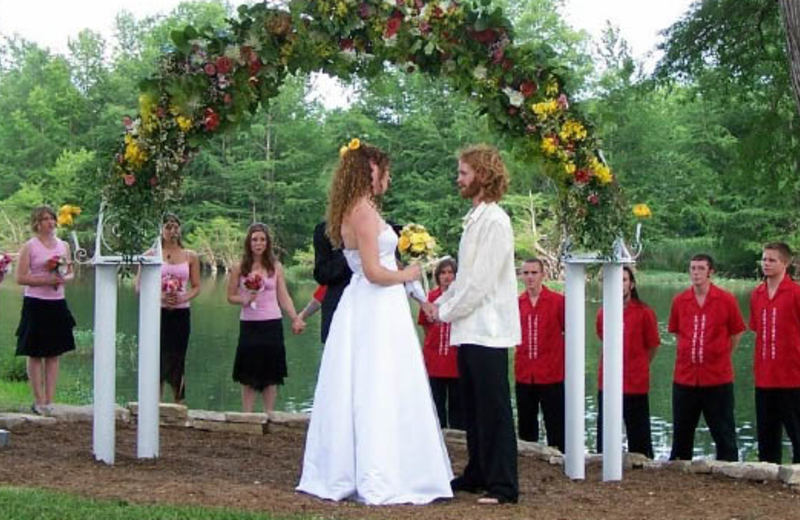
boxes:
[106,0,631,257]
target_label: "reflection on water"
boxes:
[0,272,785,460]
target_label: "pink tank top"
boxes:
[161,261,190,309]
[24,237,68,300]
[239,270,281,321]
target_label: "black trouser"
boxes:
[516,381,565,453]
[596,391,654,459]
[457,344,518,502]
[430,376,464,430]
[670,383,738,461]
[755,387,800,464]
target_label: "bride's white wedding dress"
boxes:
[297,225,453,505]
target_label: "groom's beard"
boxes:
[459,180,482,199]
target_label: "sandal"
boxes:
[30,403,41,416]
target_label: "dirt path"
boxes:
[1,421,799,520]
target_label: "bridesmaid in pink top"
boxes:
[137,213,201,405]
[14,206,76,416]
[227,222,305,413]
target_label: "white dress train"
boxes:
[297,226,453,505]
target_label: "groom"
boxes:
[430,144,521,504]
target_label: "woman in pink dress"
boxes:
[15,206,76,416]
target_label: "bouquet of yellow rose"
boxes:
[398,223,440,297]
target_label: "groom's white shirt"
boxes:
[436,201,521,348]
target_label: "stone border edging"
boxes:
[2,404,799,491]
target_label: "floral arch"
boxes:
[108,0,626,257]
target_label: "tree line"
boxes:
[0,0,797,277]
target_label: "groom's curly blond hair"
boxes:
[459,144,509,202]
[325,143,390,248]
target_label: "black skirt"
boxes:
[232,319,287,390]
[15,296,76,358]
[161,307,191,399]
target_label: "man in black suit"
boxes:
[312,221,352,343]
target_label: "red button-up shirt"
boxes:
[514,287,565,385]
[668,283,746,386]
[750,275,800,388]
[418,287,459,379]
[596,299,661,394]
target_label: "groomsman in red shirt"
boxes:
[514,258,566,453]
[750,241,800,464]
[668,254,745,461]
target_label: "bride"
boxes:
[297,140,453,505]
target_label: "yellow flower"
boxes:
[348,138,361,151]
[336,1,348,16]
[559,120,587,142]
[57,204,81,227]
[411,242,426,253]
[398,235,411,252]
[57,214,73,227]
[541,136,559,156]
[545,78,559,96]
[176,116,192,132]
[564,162,576,175]
[632,204,652,218]
[531,99,558,122]
[339,145,349,157]
[124,140,148,170]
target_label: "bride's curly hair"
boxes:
[326,143,390,248]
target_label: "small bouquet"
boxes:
[0,253,12,274]
[45,255,69,291]
[161,273,184,295]
[398,223,438,297]
[243,272,264,310]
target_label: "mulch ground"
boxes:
[1,421,799,520]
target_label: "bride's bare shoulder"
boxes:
[345,198,377,224]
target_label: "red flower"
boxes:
[587,192,600,205]
[249,58,262,76]
[123,174,136,187]
[385,14,402,38]
[471,28,498,44]
[508,106,519,116]
[433,6,443,17]
[419,21,431,34]
[501,58,513,70]
[224,93,233,105]
[149,176,158,187]
[204,108,220,132]
[215,56,233,75]
[492,47,504,65]
[340,38,354,51]
[156,107,166,118]
[574,169,590,185]
[520,81,537,98]
[204,63,217,76]
[240,46,253,61]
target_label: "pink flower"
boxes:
[123,174,136,186]
[215,56,233,75]
[358,2,374,18]
[224,93,233,105]
[149,176,158,187]
[204,63,217,76]
[156,107,166,118]
[492,47,504,65]
[419,21,431,34]
[508,106,519,116]
[587,192,599,205]
[558,93,569,110]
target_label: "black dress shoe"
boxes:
[450,476,481,494]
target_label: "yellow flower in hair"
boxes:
[339,146,349,157]
[348,138,361,151]
[632,204,652,218]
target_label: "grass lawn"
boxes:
[0,487,302,520]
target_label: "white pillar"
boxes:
[602,263,624,481]
[92,264,118,464]
[564,262,586,480]
[137,263,161,458]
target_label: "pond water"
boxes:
[0,272,779,460]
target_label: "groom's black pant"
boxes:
[457,344,519,502]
